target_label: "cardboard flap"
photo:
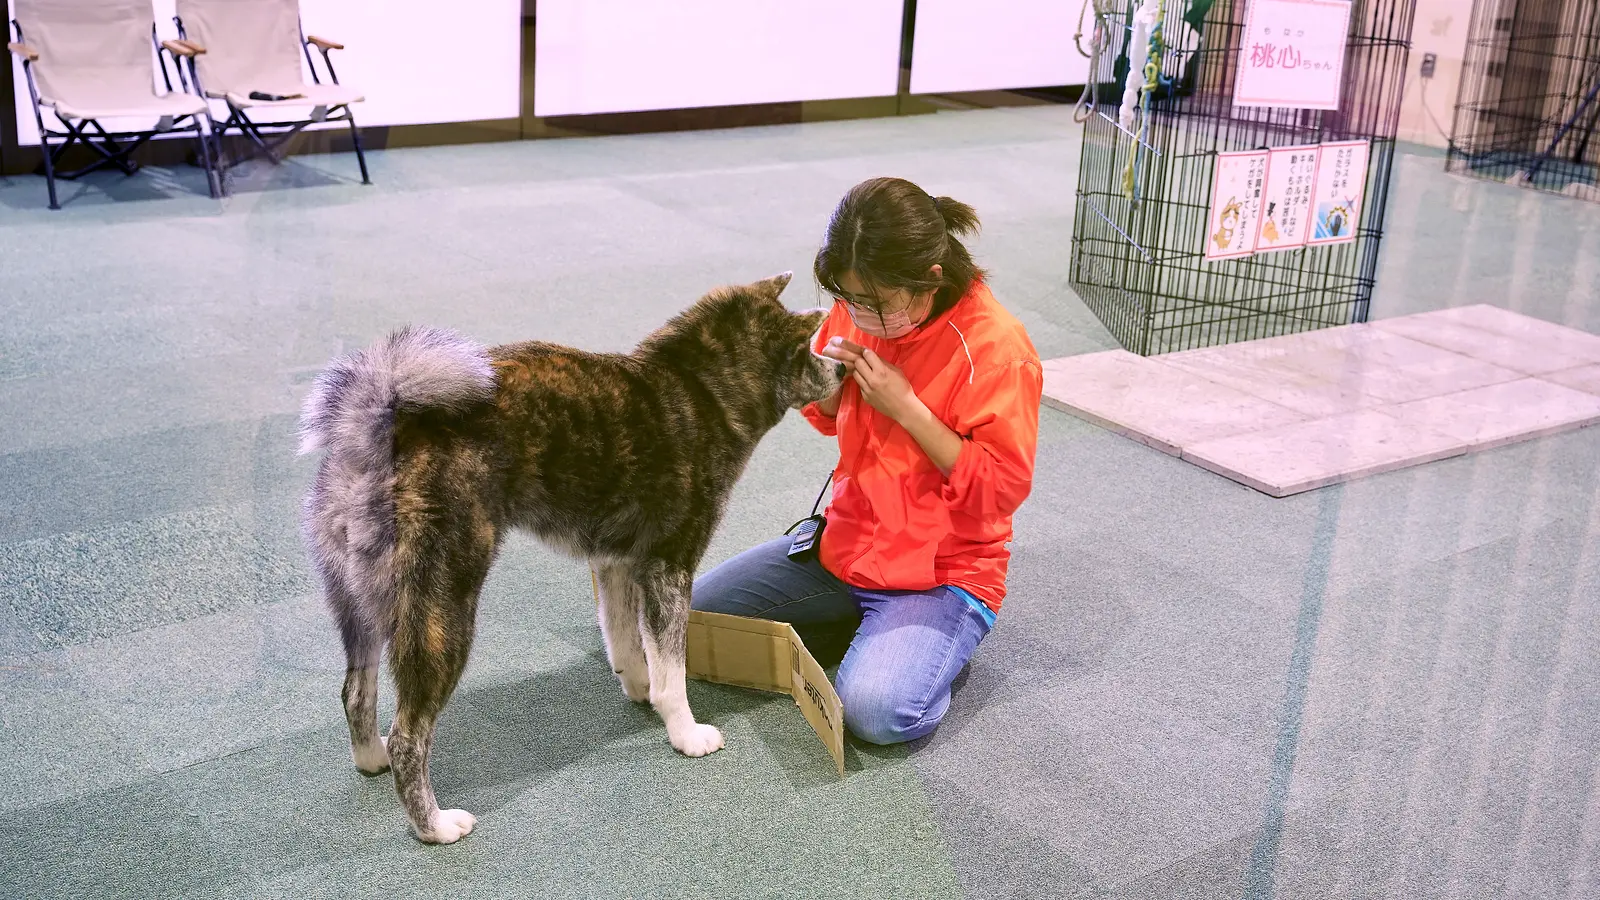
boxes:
[606,590,846,778]
[789,631,846,777]
[685,610,793,695]
[685,609,846,778]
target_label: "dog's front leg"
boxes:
[636,567,724,757]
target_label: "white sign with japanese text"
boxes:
[1255,144,1321,253]
[1233,0,1353,110]
[1307,139,1368,245]
[1205,150,1270,262]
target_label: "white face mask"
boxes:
[845,302,919,339]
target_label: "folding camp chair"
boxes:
[8,0,222,210]
[173,0,369,184]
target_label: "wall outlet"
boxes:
[1421,52,1438,79]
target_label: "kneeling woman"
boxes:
[692,177,1043,744]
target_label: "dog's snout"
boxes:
[834,362,847,379]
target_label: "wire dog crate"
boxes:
[1446,0,1600,198]
[1070,0,1417,355]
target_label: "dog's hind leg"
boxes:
[634,563,724,757]
[333,588,390,775]
[387,535,493,845]
[596,563,649,703]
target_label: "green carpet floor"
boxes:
[2,105,1598,899]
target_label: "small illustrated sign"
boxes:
[1233,0,1353,110]
[1308,139,1369,245]
[1205,150,1269,261]
[1255,144,1321,252]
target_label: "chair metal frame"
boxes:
[173,14,370,185]
[8,18,223,210]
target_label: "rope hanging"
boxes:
[1072,0,1111,124]
[1119,0,1166,202]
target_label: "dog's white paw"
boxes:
[616,668,650,703]
[415,808,476,845]
[353,735,390,775]
[670,723,725,758]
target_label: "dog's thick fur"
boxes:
[298,273,841,843]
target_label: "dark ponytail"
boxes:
[814,177,988,324]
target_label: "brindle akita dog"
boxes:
[298,272,841,843]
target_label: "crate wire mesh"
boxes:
[1446,0,1600,197]
[1070,0,1418,355]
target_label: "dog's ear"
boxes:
[771,308,824,371]
[755,271,794,298]
[797,307,829,334]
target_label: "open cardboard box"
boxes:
[686,609,845,776]
[592,573,845,776]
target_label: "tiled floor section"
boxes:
[1040,305,1600,496]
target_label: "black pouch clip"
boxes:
[787,514,825,562]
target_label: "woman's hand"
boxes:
[815,337,865,417]
[851,348,924,424]
[820,337,963,476]
[824,338,922,421]
[820,336,866,373]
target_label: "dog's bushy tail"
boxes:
[298,325,496,459]
[298,327,496,646]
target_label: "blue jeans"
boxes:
[692,536,994,745]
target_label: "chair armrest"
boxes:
[8,42,39,62]
[161,39,206,57]
[305,35,344,51]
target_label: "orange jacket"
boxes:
[802,282,1043,612]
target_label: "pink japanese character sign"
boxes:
[1233,0,1353,110]
[1255,144,1321,253]
[1308,139,1369,246]
[1205,150,1269,262]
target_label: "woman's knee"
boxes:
[837,671,946,745]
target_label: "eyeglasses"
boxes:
[832,291,888,314]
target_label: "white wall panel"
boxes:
[534,0,902,117]
[11,0,521,145]
[910,0,1089,95]
[1397,0,1471,149]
